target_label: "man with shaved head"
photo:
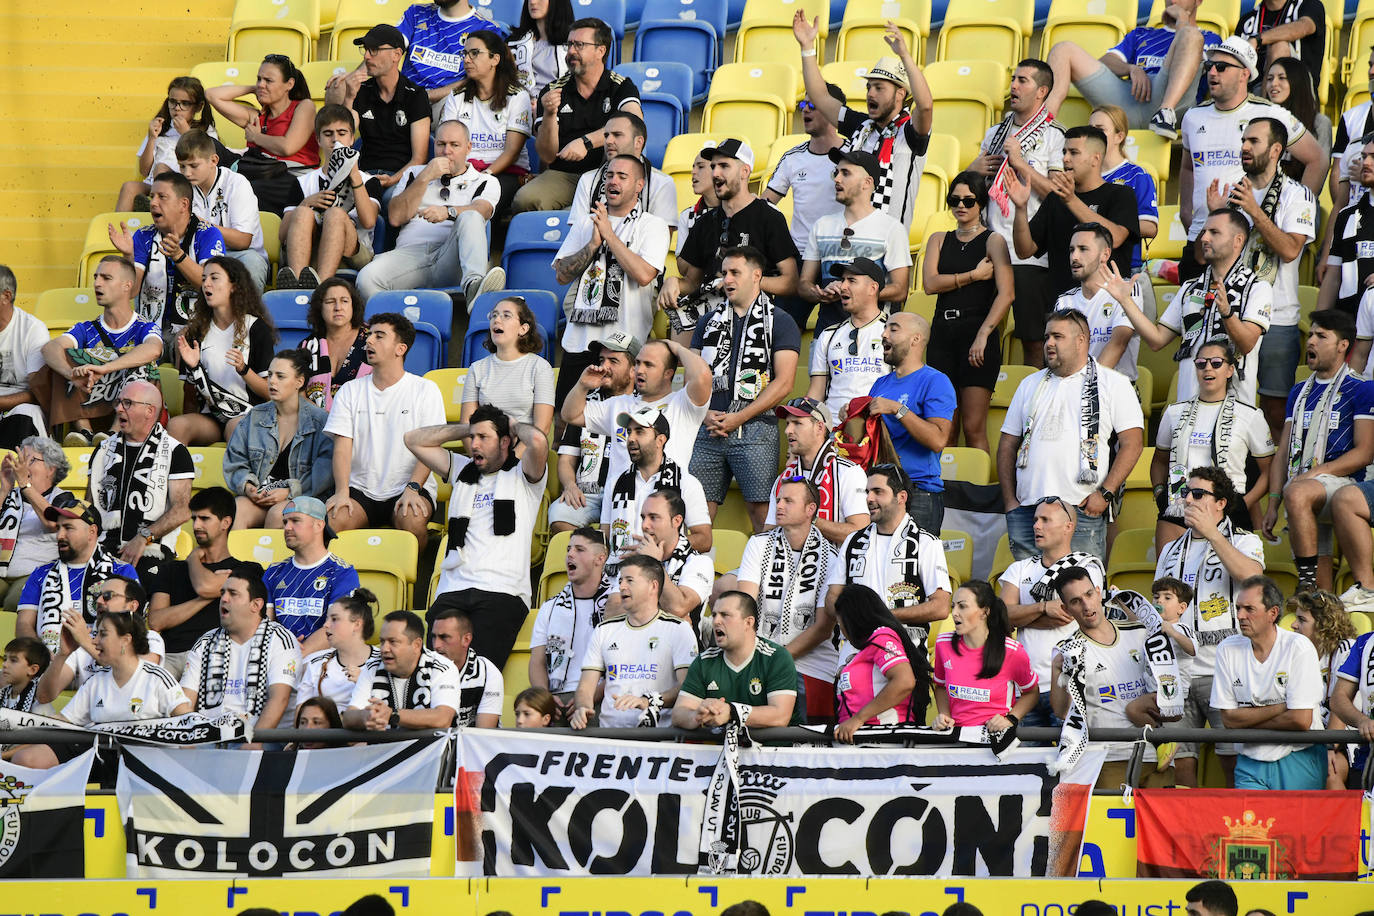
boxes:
[89,378,195,576]
[865,310,955,533]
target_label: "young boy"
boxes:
[175,130,269,290]
[0,636,55,715]
[277,104,381,290]
[1152,576,1200,784]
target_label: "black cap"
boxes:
[353,23,407,50]
[701,137,755,170]
[828,148,882,183]
[829,257,886,285]
[43,492,100,529]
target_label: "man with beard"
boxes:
[1053,223,1141,380]
[1117,208,1273,406]
[106,171,224,340]
[792,16,933,232]
[530,528,613,709]
[764,83,847,281]
[1203,117,1315,434]
[768,397,869,546]
[429,606,503,728]
[39,256,162,445]
[262,497,361,654]
[410,404,547,668]
[549,333,637,534]
[16,494,139,657]
[866,311,955,534]
[553,153,671,408]
[611,488,714,622]
[514,18,643,213]
[808,258,895,421]
[658,141,800,340]
[1262,310,1374,591]
[345,610,461,730]
[999,309,1144,563]
[569,112,678,226]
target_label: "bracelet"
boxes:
[350,182,364,188]
[800,48,817,57]
[173,251,188,264]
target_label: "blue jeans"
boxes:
[907,488,945,534]
[1006,503,1107,564]
[355,209,489,299]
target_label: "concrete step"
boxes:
[3,118,146,146]
[0,218,88,240]
[0,165,136,192]
[0,145,137,168]
[0,95,168,125]
[9,266,82,295]
[2,189,115,218]
[11,0,234,17]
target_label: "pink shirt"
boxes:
[932,632,1038,727]
[836,626,914,724]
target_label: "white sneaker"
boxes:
[1339,584,1374,611]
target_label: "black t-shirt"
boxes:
[690,305,802,413]
[534,68,641,174]
[1236,0,1326,86]
[150,556,241,653]
[1027,181,1140,296]
[352,73,433,174]
[680,197,801,279]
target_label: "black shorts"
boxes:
[1011,265,1054,341]
[553,348,600,412]
[348,488,410,527]
[928,317,1002,391]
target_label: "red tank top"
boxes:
[251,98,320,167]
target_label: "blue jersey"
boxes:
[264,554,361,641]
[1285,373,1374,481]
[1109,26,1222,103]
[66,315,162,350]
[1103,160,1159,272]
[131,222,224,334]
[868,365,957,492]
[19,558,141,615]
[398,4,504,89]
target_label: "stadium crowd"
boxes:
[3,0,1374,796]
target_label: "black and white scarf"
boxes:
[0,485,26,577]
[846,112,912,213]
[1287,364,1353,477]
[987,103,1056,216]
[569,206,642,325]
[94,423,179,550]
[844,517,931,647]
[605,458,683,565]
[776,439,847,522]
[316,145,361,224]
[186,361,252,424]
[193,619,284,717]
[1,707,250,745]
[571,389,614,496]
[0,679,39,714]
[1016,360,1102,485]
[447,452,519,549]
[369,649,444,712]
[1167,394,1239,514]
[757,524,830,647]
[698,294,775,412]
[540,575,613,690]
[1159,522,1241,654]
[698,718,746,875]
[138,214,204,336]
[1028,551,1105,603]
[1238,169,1287,284]
[1175,261,1261,370]
[35,547,121,659]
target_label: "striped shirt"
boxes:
[766,140,846,256]
[1102,159,1159,271]
[264,553,361,641]
[1333,101,1374,206]
[1107,26,1222,103]
[398,4,504,89]
[1327,195,1374,316]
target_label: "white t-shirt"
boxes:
[570,166,680,229]
[392,164,501,248]
[737,531,840,680]
[1155,530,1266,678]
[1155,399,1275,495]
[440,87,533,171]
[180,630,302,721]
[1053,284,1140,381]
[766,140,846,257]
[1211,627,1323,761]
[579,611,698,727]
[1181,96,1307,237]
[348,649,463,714]
[982,119,1066,267]
[808,312,890,420]
[0,307,48,397]
[530,587,605,693]
[556,210,670,355]
[64,630,168,691]
[1052,622,1156,762]
[804,209,913,278]
[600,465,711,564]
[1159,279,1273,405]
[999,362,1145,505]
[289,167,379,228]
[191,166,266,259]
[1000,554,1105,685]
[295,646,379,711]
[826,527,952,617]
[583,386,710,485]
[195,315,263,404]
[437,453,547,605]
[324,372,446,500]
[63,660,188,726]
[764,458,868,526]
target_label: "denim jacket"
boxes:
[224,397,333,498]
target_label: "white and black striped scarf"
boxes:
[987,104,1055,217]
[540,574,613,690]
[94,423,179,550]
[194,618,283,717]
[569,206,643,326]
[1287,364,1352,477]
[698,294,775,412]
[1016,359,1102,484]
[1160,520,1241,654]
[605,459,683,569]
[0,485,26,577]
[1167,394,1238,514]
[369,650,443,712]
[1239,169,1287,284]
[698,718,745,875]
[186,361,252,424]
[1175,262,1261,373]
[0,678,39,714]
[757,524,830,647]
[1029,551,1104,603]
[35,547,121,659]
[844,517,931,649]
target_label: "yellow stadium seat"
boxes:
[228,528,292,566]
[189,447,228,492]
[713,528,749,577]
[735,0,830,66]
[1263,541,1299,597]
[1107,567,1157,595]
[1350,611,1373,635]
[1147,0,1236,38]
[1347,87,1371,113]
[788,330,813,398]
[840,0,932,63]
[1109,527,1157,567]
[320,0,341,29]
[330,0,409,60]
[986,364,1037,450]
[1297,285,1319,333]
[925,133,962,183]
[228,0,321,63]
[1056,85,1094,129]
[703,63,798,155]
[1114,490,1156,533]
[924,60,1006,173]
[333,528,419,611]
[158,364,184,418]
[1278,611,1296,631]
[1145,204,1187,262]
[835,17,921,66]
[1346,10,1374,82]
[258,211,282,273]
[35,288,98,337]
[663,132,739,181]
[940,528,973,585]
[1038,0,1136,59]
[537,529,573,605]
[906,288,936,320]
[759,133,810,192]
[819,60,871,107]
[940,447,992,485]
[424,367,470,422]
[937,17,1024,73]
[714,487,754,537]
[78,212,151,286]
[1125,130,1171,197]
[992,533,1014,581]
[298,60,352,103]
[1136,306,1180,412]
[60,446,93,494]
[501,643,535,724]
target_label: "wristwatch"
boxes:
[137,524,156,545]
[389,710,401,728]
[581,136,593,153]
[446,206,458,220]
[894,404,909,420]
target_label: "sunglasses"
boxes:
[1182,487,1216,500]
[946,194,978,208]
[1203,60,1243,73]
[798,100,816,112]
[718,214,733,248]
[263,53,293,66]
[1036,495,1074,519]
[438,173,459,201]
[95,590,127,601]
[839,227,855,251]
[1194,357,1229,369]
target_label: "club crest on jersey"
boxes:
[313,575,329,592]
[749,677,762,696]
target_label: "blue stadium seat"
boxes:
[263,289,315,324]
[501,211,575,305]
[571,0,627,64]
[637,95,683,166]
[726,0,746,25]
[640,0,727,63]
[472,0,525,26]
[626,0,646,27]
[364,289,455,347]
[615,61,694,119]
[463,290,560,366]
[633,20,719,102]
[275,318,313,351]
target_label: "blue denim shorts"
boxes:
[689,420,780,503]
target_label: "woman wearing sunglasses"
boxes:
[1151,338,1274,545]
[921,171,1014,451]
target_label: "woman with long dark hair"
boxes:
[288,696,345,750]
[508,0,573,104]
[832,584,928,741]
[170,256,277,445]
[932,579,1039,730]
[440,30,533,212]
[300,277,371,409]
[117,76,218,210]
[1264,56,1332,180]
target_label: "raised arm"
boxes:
[793,13,842,126]
[404,422,469,477]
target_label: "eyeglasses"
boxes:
[1182,487,1216,500]
[166,97,196,110]
[486,308,522,322]
[116,398,155,410]
[1036,495,1074,520]
[567,39,602,50]
[1193,357,1229,370]
[798,100,816,112]
[96,590,126,601]
[839,227,855,251]
[363,45,400,55]
[1203,60,1242,73]
[946,194,978,208]
[461,48,491,58]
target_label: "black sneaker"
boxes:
[298,267,320,290]
[1149,107,1178,140]
[275,266,298,289]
